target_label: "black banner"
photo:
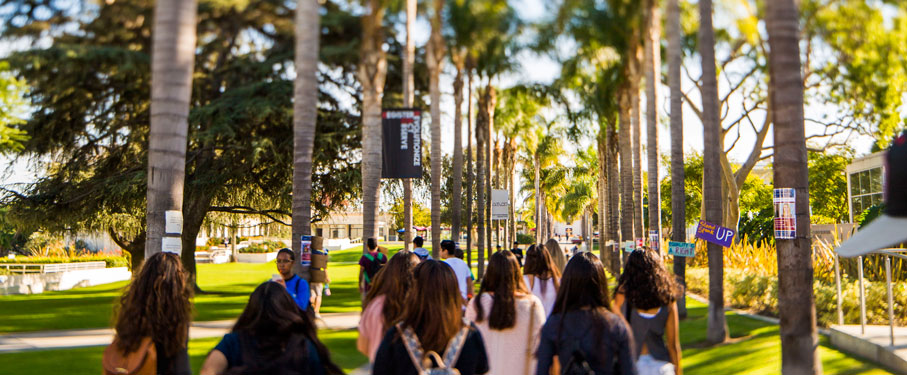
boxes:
[382,108,423,178]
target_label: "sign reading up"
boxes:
[695,220,736,248]
[668,241,696,257]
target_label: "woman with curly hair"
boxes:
[109,252,193,374]
[358,251,420,362]
[522,244,561,316]
[614,249,682,375]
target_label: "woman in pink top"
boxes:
[522,244,561,316]
[467,250,545,375]
[357,251,419,362]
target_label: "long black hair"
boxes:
[474,250,528,329]
[617,249,678,310]
[551,252,612,315]
[229,282,343,375]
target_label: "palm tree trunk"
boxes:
[645,0,662,253]
[483,86,495,260]
[402,0,416,251]
[428,0,444,256]
[451,55,465,243]
[292,0,318,277]
[476,85,488,278]
[618,86,636,249]
[667,0,687,319]
[146,0,197,261]
[465,67,474,268]
[358,0,387,253]
[699,0,728,344]
[535,153,541,244]
[631,67,644,239]
[766,0,821,372]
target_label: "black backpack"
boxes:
[362,252,387,284]
[560,341,594,375]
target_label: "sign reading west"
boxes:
[381,108,422,178]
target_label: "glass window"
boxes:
[858,171,868,195]
[870,168,882,193]
[852,197,862,216]
[850,173,860,196]
[862,195,873,211]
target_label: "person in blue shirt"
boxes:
[275,248,311,311]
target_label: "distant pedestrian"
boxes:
[358,251,420,362]
[441,239,474,302]
[413,236,431,262]
[510,241,523,267]
[614,249,682,375]
[523,244,561,316]
[372,260,489,375]
[536,252,637,375]
[200,282,343,375]
[274,248,311,312]
[544,238,567,272]
[466,251,545,375]
[104,252,193,375]
[358,238,387,302]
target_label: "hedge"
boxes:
[0,255,130,269]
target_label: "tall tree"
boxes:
[359,0,388,252]
[667,0,687,318]
[766,0,821,372]
[145,0,197,261]
[428,0,445,255]
[292,0,319,276]
[644,0,661,251]
[699,0,728,344]
[402,0,416,251]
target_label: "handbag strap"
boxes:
[396,323,428,374]
[524,298,538,375]
[442,321,471,368]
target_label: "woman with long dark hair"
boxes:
[108,252,193,375]
[200,282,343,375]
[536,252,636,375]
[358,251,420,362]
[613,249,681,375]
[466,250,544,375]
[523,244,562,316]
[372,260,489,375]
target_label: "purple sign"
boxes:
[695,220,736,248]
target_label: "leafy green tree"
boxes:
[660,153,703,230]
[389,197,430,233]
[0,61,28,153]
[808,149,852,223]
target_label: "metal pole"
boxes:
[886,255,895,347]
[835,254,843,326]
[859,255,866,335]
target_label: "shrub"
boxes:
[0,255,129,269]
[238,244,273,254]
[516,233,534,245]
[206,237,224,247]
[196,245,210,253]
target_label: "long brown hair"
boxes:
[114,252,193,356]
[544,238,566,271]
[364,251,419,327]
[229,282,343,374]
[474,250,528,329]
[617,249,678,310]
[401,260,464,353]
[524,243,562,291]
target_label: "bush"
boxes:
[206,237,224,247]
[0,255,129,269]
[238,244,271,254]
[196,245,210,253]
[516,233,534,245]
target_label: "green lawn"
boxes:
[0,329,366,374]
[0,261,362,333]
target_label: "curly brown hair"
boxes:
[364,251,419,327]
[113,252,193,356]
[617,248,678,310]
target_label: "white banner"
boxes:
[491,189,509,220]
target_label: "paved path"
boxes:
[0,312,360,353]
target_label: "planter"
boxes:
[236,252,278,263]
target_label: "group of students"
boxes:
[356,240,682,375]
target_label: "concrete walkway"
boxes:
[0,312,360,353]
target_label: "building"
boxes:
[310,212,392,250]
[846,152,885,223]
[550,218,585,240]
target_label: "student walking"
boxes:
[440,239,474,302]
[413,236,432,261]
[466,251,545,375]
[372,260,489,375]
[104,252,193,375]
[274,248,311,312]
[523,244,561,316]
[536,252,637,375]
[544,238,567,272]
[613,249,682,375]
[510,241,523,267]
[358,251,420,362]
[358,238,387,301]
[200,282,343,375]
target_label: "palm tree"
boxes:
[667,0,687,318]
[428,0,445,255]
[292,0,319,275]
[644,0,661,251]
[765,0,820,372]
[699,0,728,344]
[619,83,636,247]
[146,0,197,261]
[359,0,388,253]
[402,0,416,251]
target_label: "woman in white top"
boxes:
[467,250,545,375]
[522,244,561,316]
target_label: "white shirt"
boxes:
[524,274,558,316]
[444,257,472,300]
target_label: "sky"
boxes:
[0,0,886,190]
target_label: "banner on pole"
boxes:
[649,230,660,250]
[381,108,422,178]
[695,220,736,247]
[668,241,696,257]
[622,241,635,253]
[300,235,313,267]
[773,188,797,239]
[491,189,509,220]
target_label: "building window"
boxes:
[332,228,340,239]
[850,167,883,218]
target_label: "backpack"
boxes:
[102,337,156,375]
[396,322,470,375]
[362,252,386,284]
[560,346,595,375]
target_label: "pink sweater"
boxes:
[357,294,387,362]
[466,293,546,375]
